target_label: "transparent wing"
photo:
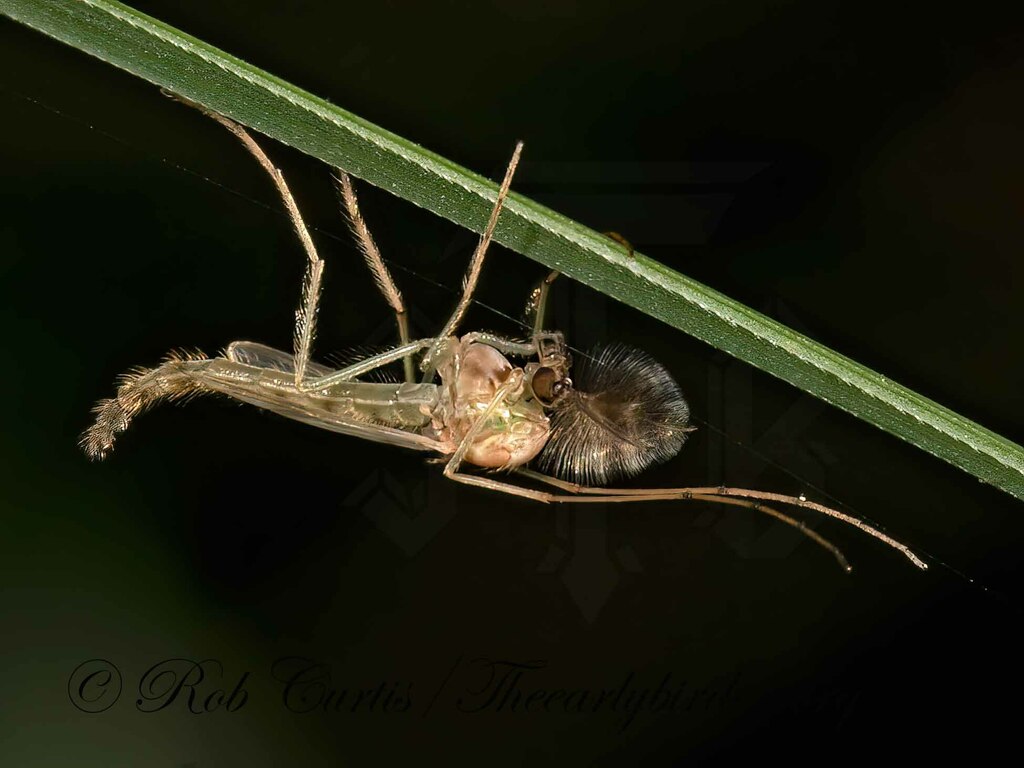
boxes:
[226,341,333,378]
[82,352,443,460]
[201,358,443,453]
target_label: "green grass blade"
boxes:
[4,0,1023,499]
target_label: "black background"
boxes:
[2,1,1022,765]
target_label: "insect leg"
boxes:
[514,467,925,570]
[181,100,325,389]
[444,421,850,569]
[525,269,560,335]
[224,339,434,392]
[524,231,627,334]
[459,332,536,357]
[335,171,415,383]
[514,469,850,571]
[422,141,524,376]
[442,381,918,570]
[297,338,436,392]
[220,338,435,393]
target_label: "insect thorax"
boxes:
[433,338,550,470]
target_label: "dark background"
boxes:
[2,1,1022,765]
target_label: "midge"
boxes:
[81,97,926,573]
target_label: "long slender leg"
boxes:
[446,460,851,570]
[172,96,325,388]
[689,494,850,571]
[525,270,560,335]
[225,337,435,393]
[525,231,626,335]
[440,387,924,570]
[523,233,627,334]
[421,141,524,376]
[515,467,926,570]
[514,469,850,571]
[459,332,536,358]
[224,339,430,389]
[335,171,415,383]
[298,338,435,392]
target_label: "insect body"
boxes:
[82,97,926,573]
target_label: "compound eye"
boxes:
[531,366,559,404]
[532,367,572,405]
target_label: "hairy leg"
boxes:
[421,141,524,377]
[335,171,415,382]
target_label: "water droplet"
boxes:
[798,494,807,502]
